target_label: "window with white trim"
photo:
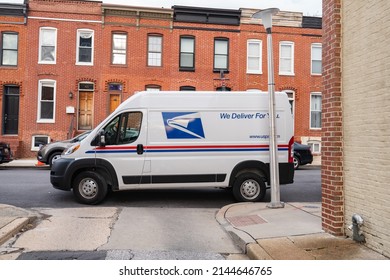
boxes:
[247,39,262,74]
[76,29,94,65]
[308,141,321,154]
[112,33,127,65]
[38,80,56,123]
[31,135,50,151]
[311,43,322,75]
[310,93,322,129]
[279,41,294,75]
[147,35,162,67]
[39,27,57,64]
[1,32,18,66]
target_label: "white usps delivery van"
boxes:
[51,91,294,204]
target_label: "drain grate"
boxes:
[227,215,268,227]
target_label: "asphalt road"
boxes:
[0,166,320,208]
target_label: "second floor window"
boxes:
[311,43,322,75]
[310,93,322,129]
[180,36,195,71]
[147,35,162,67]
[1,32,18,66]
[39,27,57,63]
[214,38,229,72]
[279,41,294,75]
[112,33,127,65]
[38,80,56,123]
[247,39,262,74]
[77,29,94,65]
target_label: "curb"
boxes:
[0,217,31,246]
[216,204,256,254]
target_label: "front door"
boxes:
[2,85,19,135]
[78,91,93,130]
[109,94,120,114]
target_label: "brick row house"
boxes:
[1,0,322,159]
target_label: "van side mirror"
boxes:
[98,130,106,147]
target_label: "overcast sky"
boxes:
[103,0,322,16]
[2,0,322,16]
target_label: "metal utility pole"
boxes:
[252,8,284,208]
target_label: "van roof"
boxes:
[116,91,289,111]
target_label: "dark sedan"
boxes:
[293,142,313,170]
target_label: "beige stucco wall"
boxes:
[342,0,390,257]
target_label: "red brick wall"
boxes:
[322,0,344,235]
[18,0,103,157]
[0,14,27,157]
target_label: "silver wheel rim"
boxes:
[78,178,98,199]
[240,179,260,200]
[52,154,61,163]
[293,157,298,169]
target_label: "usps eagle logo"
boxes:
[162,112,205,139]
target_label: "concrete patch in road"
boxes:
[13,207,118,252]
[100,207,241,254]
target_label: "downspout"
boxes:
[348,214,366,243]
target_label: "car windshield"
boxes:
[73,131,91,142]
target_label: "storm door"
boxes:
[2,85,19,134]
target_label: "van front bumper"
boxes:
[50,158,74,191]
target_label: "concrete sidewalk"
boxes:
[0,158,47,168]
[216,202,388,260]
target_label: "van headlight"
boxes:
[63,143,80,156]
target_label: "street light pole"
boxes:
[252,8,284,208]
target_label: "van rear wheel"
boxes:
[73,171,108,205]
[233,172,266,202]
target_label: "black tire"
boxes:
[48,152,62,167]
[293,156,300,170]
[72,171,108,205]
[233,172,266,202]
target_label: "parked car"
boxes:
[0,142,13,164]
[293,142,313,170]
[37,131,91,166]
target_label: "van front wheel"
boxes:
[233,173,266,202]
[73,171,108,205]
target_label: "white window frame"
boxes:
[76,29,94,66]
[38,27,57,64]
[31,135,50,151]
[311,43,322,75]
[112,33,127,65]
[37,79,56,123]
[279,41,294,76]
[147,35,162,67]
[247,39,262,74]
[308,141,321,154]
[310,92,322,130]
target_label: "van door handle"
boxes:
[137,144,144,155]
